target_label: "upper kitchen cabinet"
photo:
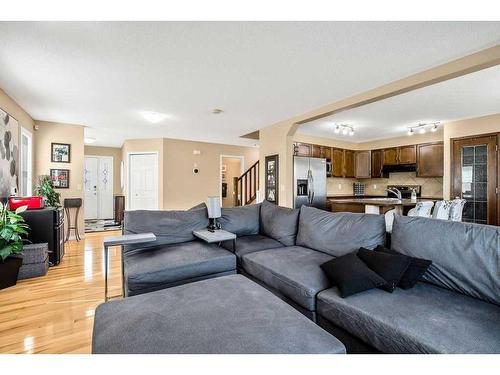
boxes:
[331,148,344,177]
[294,142,311,157]
[371,149,383,178]
[399,145,417,164]
[312,144,332,159]
[417,142,444,177]
[355,150,371,178]
[383,147,399,165]
[344,149,355,178]
[383,145,416,165]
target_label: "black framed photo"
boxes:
[265,154,279,204]
[51,143,71,163]
[50,169,70,189]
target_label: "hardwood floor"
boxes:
[0,231,123,354]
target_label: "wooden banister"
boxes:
[234,160,259,206]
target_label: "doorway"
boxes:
[84,156,114,220]
[20,128,33,196]
[128,152,159,210]
[221,156,244,208]
[451,134,498,225]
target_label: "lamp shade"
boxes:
[206,196,221,219]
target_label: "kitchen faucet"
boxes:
[386,187,402,200]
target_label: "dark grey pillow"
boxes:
[123,209,209,252]
[296,206,386,257]
[218,204,261,236]
[260,200,299,246]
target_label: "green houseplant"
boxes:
[34,175,61,207]
[0,202,29,289]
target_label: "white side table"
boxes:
[193,229,236,250]
[103,233,156,301]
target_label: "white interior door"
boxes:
[20,128,33,196]
[129,153,158,210]
[98,156,114,219]
[84,157,99,220]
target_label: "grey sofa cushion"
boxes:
[317,282,500,354]
[218,204,261,236]
[260,200,300,246]
[392,216,500,306]
[123,241,236,296]
[241,246,333,311]
[123,208,208,252]
[296,206,386,257]
[93,274,346,354]
[221,234,284,264]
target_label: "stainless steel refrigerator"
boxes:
[293,156,327,210]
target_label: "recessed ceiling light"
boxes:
[140,111,169,123]
[212,108,224,114]
[84,137,96,144]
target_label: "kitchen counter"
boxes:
[327,197,438,215]
[327,197,436,206]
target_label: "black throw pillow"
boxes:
[320,253,387,298]
[357,248,411,293]
[375,245,432,289]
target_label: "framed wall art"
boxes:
[265,154,279,204]
[51,142,71,163]
[0,108,19,199]
[50,169,70,189]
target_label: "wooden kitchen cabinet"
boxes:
[331,148,344,177]
[417,142,444,177]
[344,150,355,178]
[383,147,399,165]
[398,145,417,164]
[355,150,371,178]
[371,149,383,178]
[322,146,332,160]
[311,144,322,158]
[294,142,311,157]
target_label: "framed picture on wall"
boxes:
[265,154,279,204]
[50,169,70,189]
[51,143,71,163]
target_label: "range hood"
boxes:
[382,164,416,177]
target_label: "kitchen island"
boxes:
[327,197,438,215]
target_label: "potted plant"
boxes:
[34,175,61,207]
[0,202,29,289]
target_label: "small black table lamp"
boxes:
[207,196,221,232]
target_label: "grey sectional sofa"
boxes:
[119,201,500,354]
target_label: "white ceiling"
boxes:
[298,65,500,142]
[0,22,499,147]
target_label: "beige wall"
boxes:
[163,138,259,210]
[443,113,500,199]
[84,146,123,196]
[34,121,85,237]
[221,157,242,207]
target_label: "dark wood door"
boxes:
[371,149,383,178]
[383,147,398,165]
[452,135,497,225]
[331,148,344,177]
[294,143,311,157]
[398,145,417,164]
[417,142,444,177]
[344,150,355,178]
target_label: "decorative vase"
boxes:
[0,257,23,290]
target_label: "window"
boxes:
[21,128,33,196]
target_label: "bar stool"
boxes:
[64,198,82,242]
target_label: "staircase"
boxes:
[234,161,259,206]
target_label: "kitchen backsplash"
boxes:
[327,172,443,198]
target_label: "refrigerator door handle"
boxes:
[307,169,314,205]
